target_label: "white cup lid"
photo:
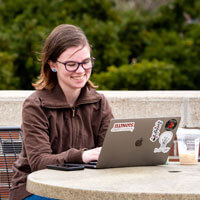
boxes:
[176,128,200,136]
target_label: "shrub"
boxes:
[92,59,180,90]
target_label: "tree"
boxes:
[1,0,200,90]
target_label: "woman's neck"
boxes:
[67,89,81,107]
[60,85,81,107]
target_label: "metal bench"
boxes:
[0,127,22,200]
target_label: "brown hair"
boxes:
[33,24,97,90]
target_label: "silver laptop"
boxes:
[84,116,181,169]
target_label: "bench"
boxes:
[0,127,22,200]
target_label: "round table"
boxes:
[27,163,200,200]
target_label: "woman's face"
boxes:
[50,45,92,92]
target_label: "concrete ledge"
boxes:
[1,90,200,128]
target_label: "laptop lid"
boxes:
[95,116,181,169]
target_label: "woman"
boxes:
[9,24,113,200]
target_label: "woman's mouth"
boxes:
[71,75,85,80]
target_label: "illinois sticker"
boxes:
[111,122,135,132]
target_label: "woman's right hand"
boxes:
[82,147,102,163]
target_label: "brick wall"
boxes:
[0,128,22,200]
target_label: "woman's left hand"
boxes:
[82,147,102,163]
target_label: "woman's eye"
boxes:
[67,62,77,67]
[83,59,90,64]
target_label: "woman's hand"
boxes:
[82,147,102,163]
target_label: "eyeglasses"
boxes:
[56,57,95,72]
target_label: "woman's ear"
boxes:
[48,60,57,72]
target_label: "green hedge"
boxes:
[92,59,180,90]
[0,0,200,90]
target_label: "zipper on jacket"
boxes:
[72,107,76,117]
[71,106,77,146]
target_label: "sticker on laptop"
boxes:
[165,119,177,131]
[154,131,173,153]
[111,122,135,132]
[150,120,163,142]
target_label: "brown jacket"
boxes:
[9,84,113,200]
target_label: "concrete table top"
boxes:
[27,163,200,200]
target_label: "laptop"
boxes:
[84,116,181,169]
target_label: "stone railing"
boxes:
[1,90,200,127]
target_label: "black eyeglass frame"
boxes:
[56,57,95,72]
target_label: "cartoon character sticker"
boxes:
[150,120,163,142]
[165,119,177,131]
[111,122,135,132]
[154,131,173,153]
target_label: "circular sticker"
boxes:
[165,119,177,131]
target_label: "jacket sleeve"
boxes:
[22,96,84,172]
[97,94,114,146]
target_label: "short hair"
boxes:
[33,24,96,90]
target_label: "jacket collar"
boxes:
[38,84,101,108]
